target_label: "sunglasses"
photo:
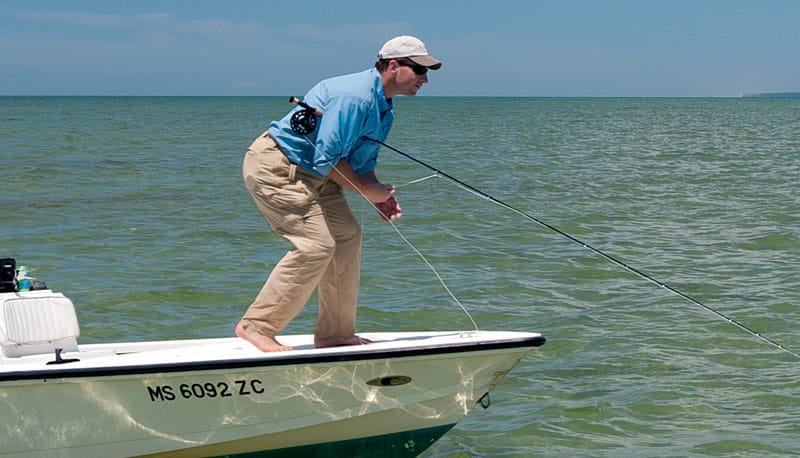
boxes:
[397,59,428,75]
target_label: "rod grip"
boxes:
[289,96,324,117]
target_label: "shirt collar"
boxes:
[372,68,392,112]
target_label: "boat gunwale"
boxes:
[0,333,545,382]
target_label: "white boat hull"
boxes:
[1,331,545,457]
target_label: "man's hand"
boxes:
[375,195,402,222]
[328,161,401,221]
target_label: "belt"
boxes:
[265,132,323,181]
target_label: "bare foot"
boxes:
[235,322,292,352]
[314,335,373,349]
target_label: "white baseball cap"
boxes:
[377,35,442,70]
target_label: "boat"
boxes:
[0,288,545,457]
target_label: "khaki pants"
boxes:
[240,132,362,342]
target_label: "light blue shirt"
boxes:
[268,68,394,178]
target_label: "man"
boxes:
[236,36,442,352]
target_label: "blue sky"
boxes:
[1,0,798,97]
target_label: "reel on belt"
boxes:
[288,96,323,135]
[290,109,317,135]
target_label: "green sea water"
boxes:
[2,96,799,457]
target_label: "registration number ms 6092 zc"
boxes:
[147,379,265,402]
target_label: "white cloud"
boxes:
[15,10,171,29]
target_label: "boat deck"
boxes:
[1,330,545,380]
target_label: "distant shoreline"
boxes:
[740,92,800,98]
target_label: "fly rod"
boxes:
[287,96,799,359]
[371,137,799,359]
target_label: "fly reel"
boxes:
[288,96,322,135]
[290,108,317,135]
